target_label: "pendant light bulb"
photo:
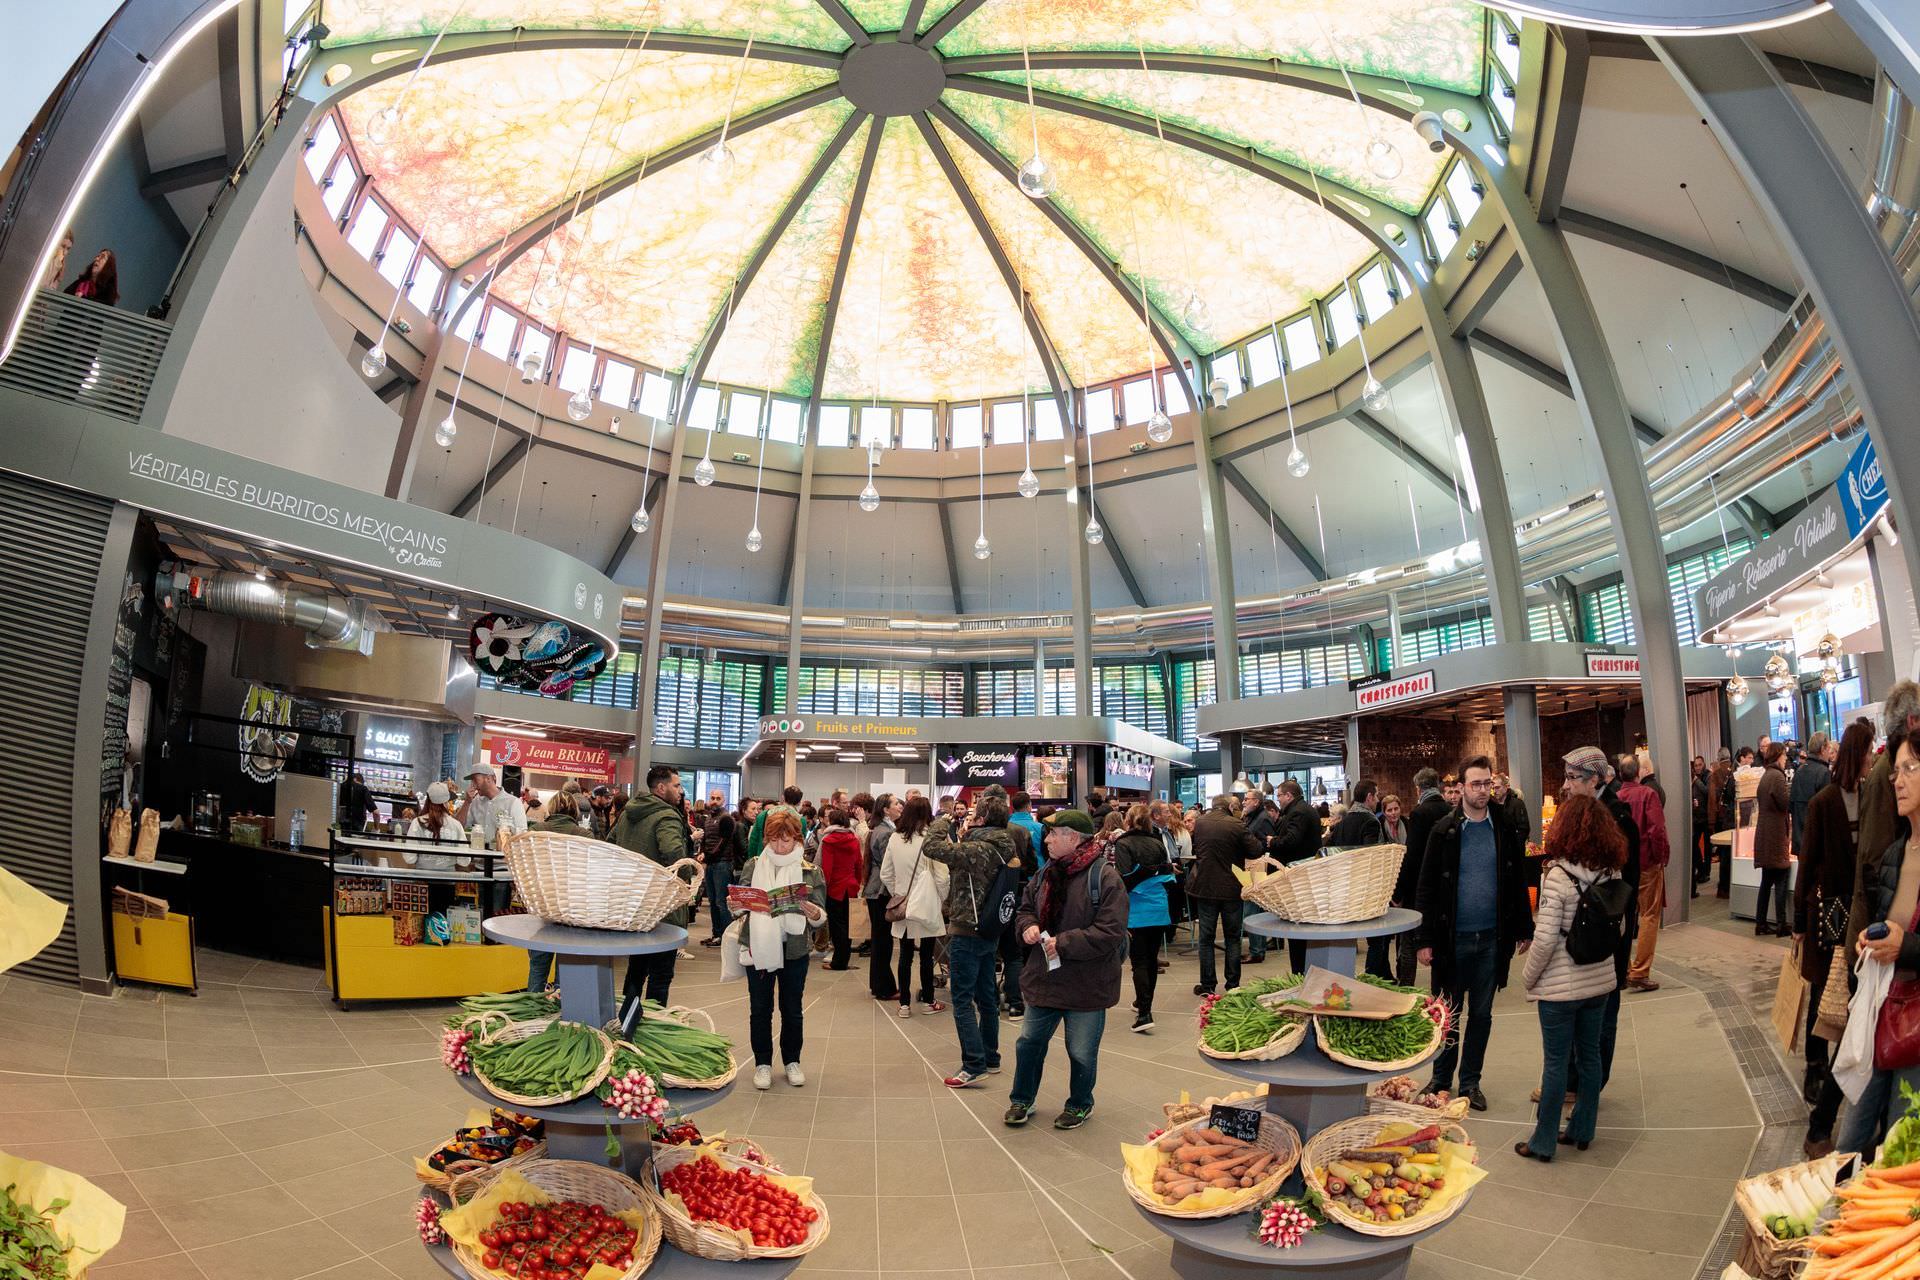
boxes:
[1084,516,1104,546]
[973,533,992,560]
[366,104,402,144]
[859,482,881,512]
[1362,375,1388,412]
[1820,662,1842,690]
[1017,153,1052,199]
[433,416,457,448]
[693,454,717,487]
[1017,467,1040,499]
[531,268,566,310]
[701,140,735,178]
[566,388,593,422]
[446,601,460,620]
[1146,410,1173,444]
[630,507,650,533]
[360,344,387,379]
[1366,137,1403,181]
[1181,290,1211,333]
[745,526,763,553]
[1726,673,1749,705]
[1286,445,1310,479]
[518,349,544,382]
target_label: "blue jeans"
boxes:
[1529,995,1605,1157]
[948,934,1001,1073]
[705,861,734,938]
[1010,1006,1105,1113]
[1193,898,1242,993]
[1838,1061,1920,1156]
[527,951,553,992]
[1428,928,1498,1092]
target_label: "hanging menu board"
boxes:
[100,571,140,802]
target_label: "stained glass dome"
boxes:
[319,0,1486,404]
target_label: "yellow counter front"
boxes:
[324,909,530,1004]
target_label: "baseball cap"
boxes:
[1563,746,1612,781]
[1043,809,1095,834]
[466,762,498,782]
[425,781,453,805]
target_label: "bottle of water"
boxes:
[289,807,306,848]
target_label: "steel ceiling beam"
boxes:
[944,76,1401,262]
[929,100,1198,408]
[140,153,231,199]
[1219,461,1325,581]
[900,0,933,38]
[1557,207,1796,310]
[452,437,531,518]
[810,0,872,46]
[446,83,844,297]
[1350,410,1454,494]
[604,473,667,577]
[917,0,991,47]
[1467,331,1665,445]
[934,499,968,615]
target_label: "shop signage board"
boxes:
[1584,652,1641,678]
[936,746,1023,787]
[1353,669,1435,710]
[1104,746,1154,788]
[483,734,615,782]
[1694,486,1856,636]
[1840,432,1889,538]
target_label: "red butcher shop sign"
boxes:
[484,735,616,782]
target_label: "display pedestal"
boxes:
[1139,907,1461,1280]
[419,916,797,1277]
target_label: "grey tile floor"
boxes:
[0,905,1776,1280]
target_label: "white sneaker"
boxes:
[753,1065,773,1091]
[785,1062,805,1087]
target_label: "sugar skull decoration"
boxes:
[468,612,608,696]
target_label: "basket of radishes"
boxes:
[1366,1075,1471,1122]
[644,1145,830,1260]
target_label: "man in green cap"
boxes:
[1003,809,1128,1131]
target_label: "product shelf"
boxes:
[454,1066,735,1124]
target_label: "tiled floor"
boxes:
[0,906,1780,1280]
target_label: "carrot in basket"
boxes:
[1873,1165,1920,1184]
[1826,1221,1920,1278]
[1849,1240,1920,1280]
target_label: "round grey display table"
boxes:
[1139,906,1465,1280]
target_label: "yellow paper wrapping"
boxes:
[0,865,67,975]
[1323,1122,1487,1225]
[0,1151,127,1276]
[410,1109,532,1180]
[1119,1141,1268,1213]
[436,1168,648,1273]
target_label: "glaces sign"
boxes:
[1354,669,1435,710]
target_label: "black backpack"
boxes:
[1559,865,1633,964]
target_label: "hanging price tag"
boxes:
[1208,1103,1264,1144]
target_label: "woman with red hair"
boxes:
[1516,793,1629,1163]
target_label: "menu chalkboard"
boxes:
[100,571,140,801]
[1208,1103,1264,1144]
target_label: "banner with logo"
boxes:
[483,734,615,783]
[1103,746,1154,789]
[936,745,1023,788]
[1839,433,1888,538]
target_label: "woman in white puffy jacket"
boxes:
[1515,793,1629,1164]
[881,795,949,1017]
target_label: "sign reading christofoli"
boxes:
[1353,669,1436,710]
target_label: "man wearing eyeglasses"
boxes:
[1415,756,1531,1113]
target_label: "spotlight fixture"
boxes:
[1410,110,1446,153]
[1207,377,1229,410]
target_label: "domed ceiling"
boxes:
[323,0,1486,405]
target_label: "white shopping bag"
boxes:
[1836,949,1895,1103]
[717,917,747,983]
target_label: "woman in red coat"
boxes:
[818,808,864,970]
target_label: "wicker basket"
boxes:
[1242,843,1404,924]
[1302,1115,1474,1237]
[1315,1013,1444,1073]
[641,1005,740,1090]
[1122,1113,1301,1220]
[643,1143,831,1260]
[415,1136,548,1194]
[471,1019,615,1107]
[445,1158,661,1280]
[1198,1016,1309,1062]
[1364,1078,1472,1122]
[504,831,699,932]
[1733,1152,1854,1280]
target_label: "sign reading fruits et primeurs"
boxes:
[1584,653,1641,679]
[757,717,923,739]
[1353,669,1436,711]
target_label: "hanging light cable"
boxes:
[703,26,758,177]
[631,411,660,531]
[1136,36,1207,335]
[1016,286,1041,494]
[1314,15,1402,183]
[1016,0,1050,198]
[1304,167,1388,413]
[746,394,769,552]
[975,396,992,558]
[860,245,888,511]
[362,0,470,144]
[1081,372,1103,545]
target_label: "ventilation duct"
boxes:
[1868,73,1920,283]
[159,564,375,655]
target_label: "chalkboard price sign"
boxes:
[1208,1103,1264,1144]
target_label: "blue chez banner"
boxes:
[1839,433,1888,539]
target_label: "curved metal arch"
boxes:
[444,83,845,329]
[926,100,1198,409]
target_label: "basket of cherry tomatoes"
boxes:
[644,1146,830,1261]
[444,1158,660,1279]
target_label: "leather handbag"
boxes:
[1874,903,1920,1070]
[885,848,922,923]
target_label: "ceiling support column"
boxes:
[1418,287,1526,644]
[1064,434,1095,717]
[1503,685,1542,842]
[1652,34,1920,669]
[1387,592,1404,670]
[1191,408,1239,709]
[1467,145,1691,925]
[385,325,446,501]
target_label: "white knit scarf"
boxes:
[745,846,805,971]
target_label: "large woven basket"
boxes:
[1302,1115,1474,1237]
[471,1018,615,1107]
[1198,1015,1308,1062]
[415,1136,547,1194]
[643,1005,741,1090]
[445,1158,661,1280]
[1122,1113,1300,1220]
[504,831,698,932]
[1732,1152,1854,1280]
[1364,1077,1471,1122]
[1242,843,1404,924]
[643,1144,831,1261]
[1315,1013,1444,1073]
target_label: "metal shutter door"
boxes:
[0,474,114,984]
